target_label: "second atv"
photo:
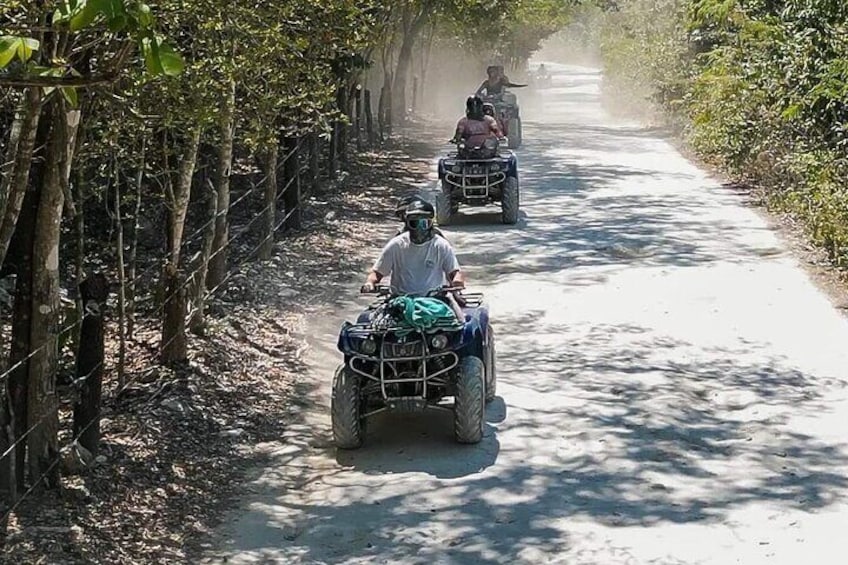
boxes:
[436,137,520,225]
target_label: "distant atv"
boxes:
[531,72,553,89]
[332,286,496,449]
[436,137,519,225]
[482,91,522,149]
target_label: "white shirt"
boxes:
[373,233,460,296]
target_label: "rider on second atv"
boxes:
[476,65,526,97]
[362,199,465,296]
[450,95,501,147]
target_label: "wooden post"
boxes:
[259,140,278,261]
[160,264,187,364]
[328,123,337,179]
[364,89,375,147]
[355,85,363,152]
[283,137,302,230]
[73,273,107,454]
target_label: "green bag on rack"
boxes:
[388,296,462,333]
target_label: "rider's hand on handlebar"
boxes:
[360,282,375,294]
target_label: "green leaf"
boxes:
[61,86,79,108]
[141,36,164,75]
[136,4,154,27]
[70,3,99,31]
[156,42,185,76]
[108,14,128,32]
[781,103,801,120]
[0,37,19,68]
[16,38,40,63]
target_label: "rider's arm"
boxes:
[449,269,466,289]
[363,240,395,291]
[452,118,466,142]
[441,242,464,288]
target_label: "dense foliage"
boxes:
[597,0,848,266]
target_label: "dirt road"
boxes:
[205,64,848,564]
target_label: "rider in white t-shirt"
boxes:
[361,199,465,296]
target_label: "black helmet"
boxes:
[394,194,427,220]
[404,199,435,244]
[466,95,484,120]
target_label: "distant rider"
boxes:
[362,199,465,296]
[476,65,527,97]
[451,95,501,147]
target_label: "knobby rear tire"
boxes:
[501,176,519,225]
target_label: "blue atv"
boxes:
[437,138,519,225]
[332,286,497,449]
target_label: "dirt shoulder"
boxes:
[2,122,441,564]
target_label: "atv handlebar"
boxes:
[360,284,465,297]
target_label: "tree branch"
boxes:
[0,73,122,88]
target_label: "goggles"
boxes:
[406,216,433,231]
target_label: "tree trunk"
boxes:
[259,139,278,261]
[283,137,302,230]
[0,88,43,270]
[161,127,200,364]
[72,273,107,454]
[207,78,235,290]
[27,98,77,488]
[392,7,430,122]
[4,108,50,492]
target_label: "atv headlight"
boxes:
[430,334,448,350]
[451,165,462,173]
[489,163,502,172]
[359,338,377,355]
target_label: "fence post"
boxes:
[160,264,187,364]
[364,89,375,147]
[355,85,363,152]
[73,273,108,455]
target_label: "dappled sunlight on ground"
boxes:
[205,65,848,565]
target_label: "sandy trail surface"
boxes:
[205,64,848,564]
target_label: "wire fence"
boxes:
[0,129,344,527]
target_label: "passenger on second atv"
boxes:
[361,199,465,296]
[451,95,501,148]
